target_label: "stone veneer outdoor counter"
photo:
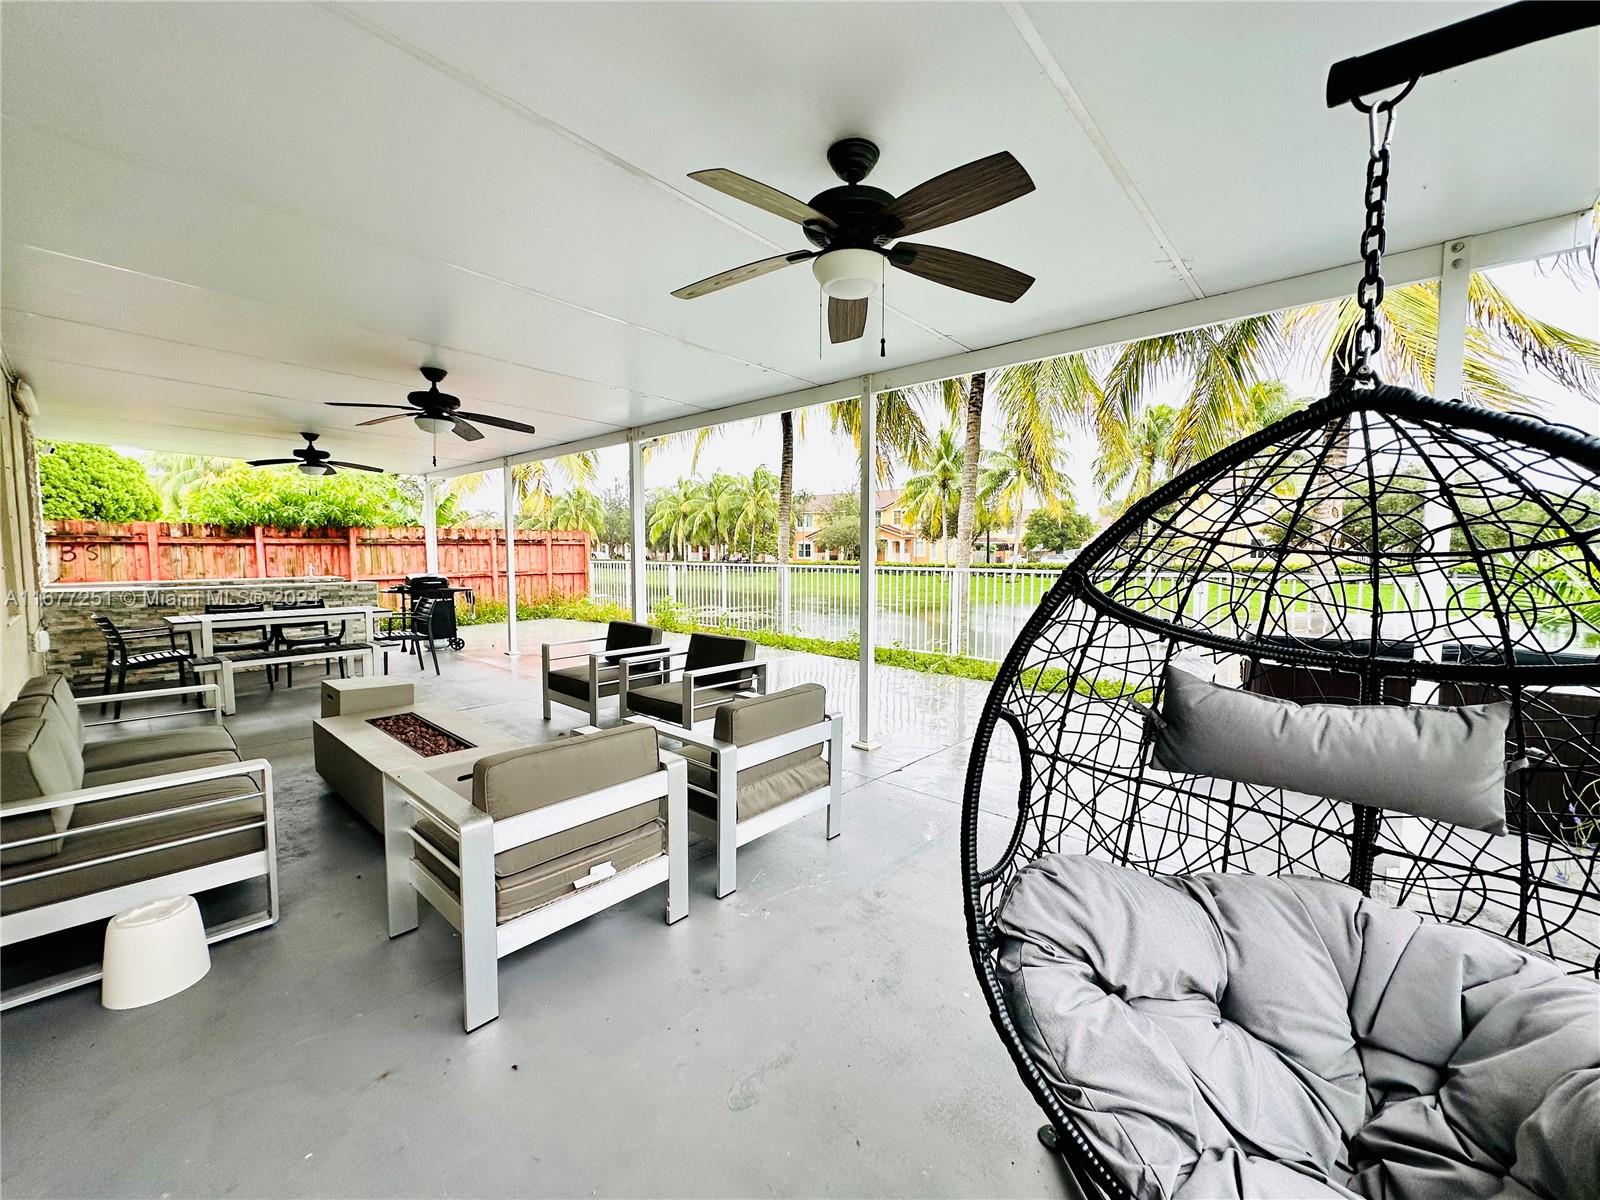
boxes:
[43,576,383,690]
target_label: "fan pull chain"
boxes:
[879,255,887,358]
[818,290,825,360]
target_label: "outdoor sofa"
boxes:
[0,674,277,1009]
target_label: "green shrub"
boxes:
[456,595,630,626]
[649,596,1147,699]
[39,442,162,521]
[180,465,424,531]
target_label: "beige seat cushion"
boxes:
[0,778,265,914]
[82,750,243,789]
[681,684,831,821]
[416,818,665,923]
[471,724,659,819]
[17,674,85,746]
[0,714,80,864]
[437,726,664,878]
[81,726,240,773]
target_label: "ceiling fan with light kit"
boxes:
[247,433,382,476]
[672,138,1037,351]
[324,366,541,466]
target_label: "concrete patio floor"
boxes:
[1,620,1069,1199]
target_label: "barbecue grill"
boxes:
[380,573,473,650]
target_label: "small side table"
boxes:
[321,677,416,718]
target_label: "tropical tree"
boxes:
[1100,404,1179,507]
[685,472,745,559]
[732,466,779,559]
[141,451,236,515]
[1023,505,1098,556]
[1086,269,1600,511]
[539,486,605,541]
[179,465,420,531]
[901,424,964,563]
[39,442,162,521]
[647,478,701,559]
[445,451,597,519]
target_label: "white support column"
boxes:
[628,432,648,621]
[421,475,440,575]
[1435,236,1473,402]
[1409,237,1474,708]
[501,458,519,657]
[853,373,879,751]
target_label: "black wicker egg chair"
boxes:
[961,385,1600,1200]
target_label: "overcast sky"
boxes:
[563,259,1599,515]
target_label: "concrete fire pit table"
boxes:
[312,679,521,843]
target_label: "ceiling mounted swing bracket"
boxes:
[1325,1,1600,108]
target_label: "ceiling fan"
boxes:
[247,433,382,476]
[325,366,539,443]
[671,138,1036,346]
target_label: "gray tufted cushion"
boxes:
[995,854,1600,1200]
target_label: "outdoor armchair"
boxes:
[541,619,666,724]
[0,674,277,1009]
[384,723,688,1032]
[618,631,767,729]
[629,683,842,899]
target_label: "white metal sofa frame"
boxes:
[541,635,669,725]
[628,704,843,899]
[0,683,278,1009]
[383,734,689,1032]
[617,649,770,728]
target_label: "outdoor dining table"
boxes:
[164,605,393,712]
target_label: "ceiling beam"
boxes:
[432,209,1592,479]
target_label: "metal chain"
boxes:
[1350,98,1399,384]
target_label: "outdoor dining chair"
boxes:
[375,596,443,675]
[89,612,201,718]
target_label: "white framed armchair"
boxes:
[629,683,842,899]
[384,723,688,1032]
[618,631,768,729]
[540,620,666,724]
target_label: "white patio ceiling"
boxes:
[2,2,1596,475]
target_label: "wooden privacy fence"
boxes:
[45,521,591,602]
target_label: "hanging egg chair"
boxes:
[961,383,1600,1198]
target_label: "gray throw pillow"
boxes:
[1152,665,1510,833]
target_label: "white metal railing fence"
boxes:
[588,560,1065,661]
[587,559,1561,665]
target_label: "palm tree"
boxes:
[446,452,597,519]
[902,424,964,564]
[733,466,779,559]
[827,390,933,485]
[684,472,745,560]
[1100,405,1179,508]
[1088,273,1600,510]
[142,452,235,515]
[545,487,604,541]
[648,478,701,560]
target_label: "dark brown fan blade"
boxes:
[687,170,834,227]
[327,460,383,473]
[325,402,412,410]
[671,251,815,300]
[876,152,1034,238]
[890,242,1034,303]
[246,458,298,466]
[356,412,414,427]
[455,411,538,436]
[451,419,486,442]
[828,297,868,344]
